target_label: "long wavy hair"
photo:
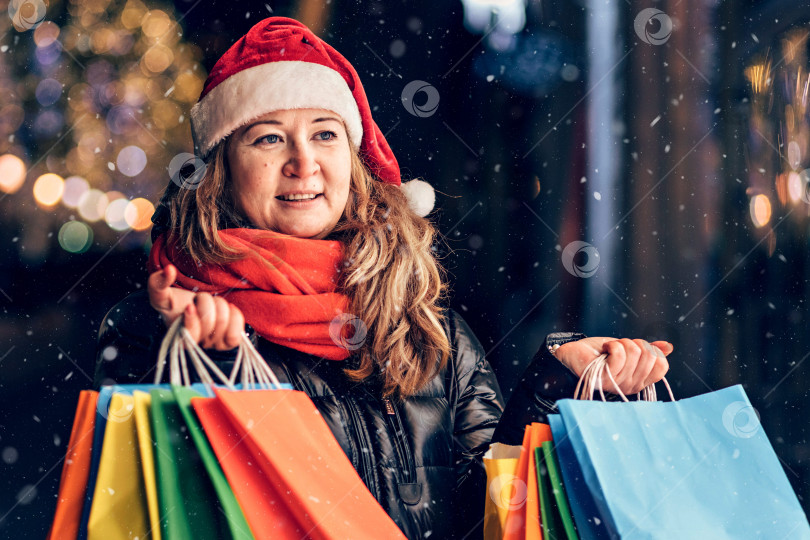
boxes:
[161,138,451,399]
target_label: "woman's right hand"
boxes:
[147,264,246,350]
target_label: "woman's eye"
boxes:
[317,131,337,141]
[256,134,280,145]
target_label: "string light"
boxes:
[0,0,207,246]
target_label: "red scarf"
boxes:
[147,228,352,360]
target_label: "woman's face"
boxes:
[226,108,352,239]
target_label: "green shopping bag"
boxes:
[535,443,578,540]
[150,387,229,539]
[146,314,287,540]
[541,442,578,539]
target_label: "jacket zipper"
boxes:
[382,397,417,485]
[346,395,381,501]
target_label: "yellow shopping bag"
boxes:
[87,393,150,540]
[483,442,522,540]
[133,391,161,540]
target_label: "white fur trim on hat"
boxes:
[190,61,363,157]
[400,179,435,217]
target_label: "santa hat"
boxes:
[189,16,435,217]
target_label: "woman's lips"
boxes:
[275,193,324,207]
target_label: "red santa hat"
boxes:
[189,16,434,216]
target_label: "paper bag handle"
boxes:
[573,353,675,403]
[155,314,282,390]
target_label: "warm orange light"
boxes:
[124,198,155,230]
[745,60,772,95]
[0,154,26,194]
[142,45,173,73]
[141,10,172,38]
[750,194,772,227]
[33,173,65,206]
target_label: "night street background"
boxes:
[1,0,809,535]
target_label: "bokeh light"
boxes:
[33,21,60,47]
[35,41,61,65]
[105,197,131,231]
[35,78,63,106]
[124,198,155,230]
[141,10,172,38]
[58,221,94,253]
[0,154,27,194]
[788,171,803,203]
[142,45,173,74]
[116,146,147,177]
[750,194,772,228]
[77,189,108,222]
[33,173,65,206]
[32,110,64,137]
[62,176,90,208]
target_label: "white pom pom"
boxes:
[400,179,435,217]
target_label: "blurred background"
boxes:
[1,0,809,535]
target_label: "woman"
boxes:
[94,17,672,539]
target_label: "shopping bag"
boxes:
[547,414,609,540]
[48,390,99,540]
[534,447,560,540]
[132,391,161,540]
[51,314,283,540]
[483,442,522,540]
[194,386,408,540]
[150,387,232,540]
[76,387,115,540]
[535,444,578,540]
[503,422,553,540]
[173,385,254,540]
[557,384,810,539]
[540,441,578,540]
[145,314,294,539]
[192,395,306,540]
[86,393,150,540]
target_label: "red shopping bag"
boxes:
[47,390,99,540]
[192,394,304,539]
[193,387,407,540]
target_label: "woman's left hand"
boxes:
[554,337,673,395]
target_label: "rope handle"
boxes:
[573,353,675,402]
[154,314,282,389]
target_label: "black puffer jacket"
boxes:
[94,290,506,540]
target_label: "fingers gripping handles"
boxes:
[155,315,282,389]
[573,353,675,403]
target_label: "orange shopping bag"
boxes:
[192,394,305,539]
[502,422,553,540]
[47,391,99,540]
[193,387,407,540]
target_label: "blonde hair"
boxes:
[161,140,451,399]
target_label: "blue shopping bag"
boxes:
[556,384,810,539]
[548,414,611,540]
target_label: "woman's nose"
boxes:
[282,142,319,178]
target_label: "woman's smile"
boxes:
[226,108,352,239]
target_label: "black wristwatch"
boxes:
[545,331,586,358]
